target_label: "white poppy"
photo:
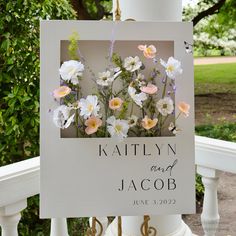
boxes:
[53,105,75,129]
[160,57,183,79]
[96,70,122,87]
[128,115,138,127]
[156,97,174,116]
[59,60,84,85]
[96,71,114,87]
[124,56,142,72]
[128,86,147,107]
[107,116,129,141]
[78,95,100,119]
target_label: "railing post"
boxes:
[197,166,220,236]
[50,218,69,236]
[0,199,27,236]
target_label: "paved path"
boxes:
[194,56,236,65]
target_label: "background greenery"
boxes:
[195,63,236,94]
[0,0,235,235]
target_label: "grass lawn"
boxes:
[194,63,236,95]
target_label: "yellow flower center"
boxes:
[146,48,152,54]
[90,121,97,128]
[167,65,174,72]
[115,124,122,133]
[88,104,94,112]
[113,101,119,106]
[59,91,66,96]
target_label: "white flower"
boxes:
[59,60,84,85]
[128,86,147,107]
[128,115,138,127]
[160,57,183,79]
[136,73,145,81]
[124,56,142,72]
[96,71,114,87]
[107,116,129,141]
[53,105,75,129]
[78,95,100,119]
[136,73,146,86]
[156,97,174,116]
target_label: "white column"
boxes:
[0,200,27,236]
[50,218,69,236]
[109,1,192,235]
[197,166,220,236]
[113,0,182,21]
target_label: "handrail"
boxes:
[0,157,40,207]
[195,135,236,174]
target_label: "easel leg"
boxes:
[118,216,122,236]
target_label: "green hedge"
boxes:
[0,0,76,166]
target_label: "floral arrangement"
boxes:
[51,36,190,141]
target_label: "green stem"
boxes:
[175,112,182,121]
[161,115,169,127]
[130,102,134,117]
[162,75,168,98]
[75,87,79,137]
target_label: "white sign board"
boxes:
[40,21,195,218]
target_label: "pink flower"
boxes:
[142,116,158,130]
[109,97,123,110]
[53,86,71,98]
[85,116,102,135]
[138,45,156,59]
[178,102,190,117]
[140,83,158,94]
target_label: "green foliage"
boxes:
[196,123,236,142]
[195,174,204,204]
[183,0,236,56]
[69,32,80,60]
[0,0,76,165]
[83,0,112,19]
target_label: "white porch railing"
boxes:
[0,136,236,236]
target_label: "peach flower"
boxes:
[85,116,102,135]
[138,45,156,59]
[142,116,158,130]
[178,102,190,117]
[140,83,158,94]
[53,86,71,98]
[109,97,123,110]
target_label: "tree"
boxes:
[70,0,112,20]
[184,0,236,55]
[183,0,235,27]
[192,0,226,26]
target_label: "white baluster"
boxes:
[197,166,220,236]
[0,199,27,236]
[50,218,69,236]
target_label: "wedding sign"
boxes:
[40,21,195,218]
